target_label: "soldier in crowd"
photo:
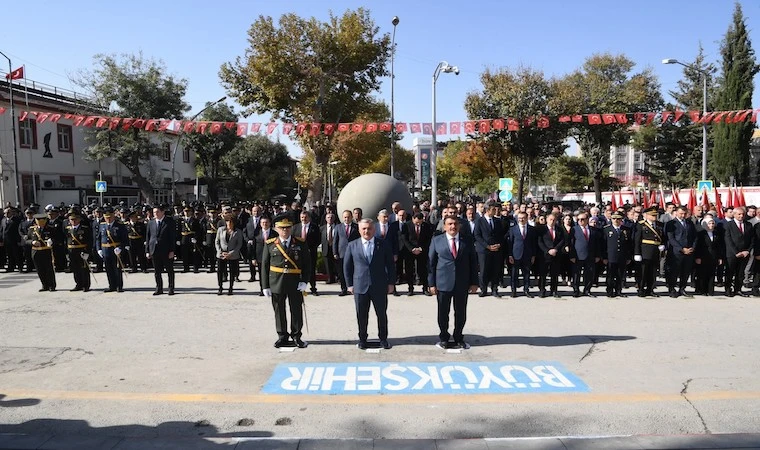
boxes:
[253,216,277,296]
[19,208,35,272]
[180,206,202,273]
[261,217,311,349]
[602,212,632,298]
[126,210,148,273]
[97,207,128,293]
[634,206,665,297]
[65,209,93,292]
[204,206,222,273]
[26,213,57,292]
[91,207,105,273]
[1,206,23,272]
[46,206,67,272]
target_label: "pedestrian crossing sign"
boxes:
[95,181,107,193]
[498,178,513,191]
[697,180,713,192]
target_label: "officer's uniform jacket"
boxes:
[261,236,311,293]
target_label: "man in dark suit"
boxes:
[252,217,277,296]
[665,206,697,297]
[333,209,360,296]
[344,219,395,350]
[243,207,262,281]
[571,212,601,297]
[506,212,537,298]
[537,212,564,297]
[429,216,479,349]
[724,206,753,297]
[320,212,339,285]
[145,205,176,296]
[393,209,409,288]
[401,212,434,295]
[293,211,321,296]
[695,214,723,295]
[602,212,633,297]
[473,201,506,297]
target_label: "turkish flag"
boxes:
[379,122,392,132]
[395,123,408,133]
[752,111,758,123]
[701,187,710,210]
[266,122,278,134]
[250,123,262,133]
[5,66,23,80]
[158,120,172,131]
[324,123,336,135]
[73,115,87,126]
[558,115,571,123]
[671,188,680,206]
[727,186,734,208]
[295,123,308,135]
[734,110,752,123]
[464,121,476,133]
[661,111,673,123]
[310,123,321,136]
[365,123,378,133]
[422,123,432,135]
[49,113,62,123]
[109,118,121,130]
[436,122,447,134]
[36,113,51,124]
[615,113,628,124]
[478,120,491,133]
[351,123,364,133]
[132,119,146,130]
[507,118,519,131]
[610,191,618,211]
[688,111,701,123]
[673,109,684,123]
[19,111,28,122]
[602,114,616,125]
[410,123,421,133]
[182,121,196,133]
[571,115,583,123]
[492,118,505,130]
[724,111,736,123]
[95,117,108,128]
[450,122,461,134]
[223,122,234,130]
[537,116,550,128]
[634,113,645,125]
[711,112,728,123]
[236,123,248,136]
[714,190,724,219]
[587,114,602,125]
[646,113,656,125]
[523,117,535,127]
[196,122,209,133]
[282,123,294,135]
[144,119,159,131]
[337,123,350,133]
[699,112,716,124]
[211,122,224,134]
[0,107,6,116]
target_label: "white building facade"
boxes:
[609,144,649,187]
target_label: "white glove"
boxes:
[176,241,181,246]
[248,240,254,246]
[82,253,89,261]
[263,288,272,297]
[658,245,666,252]
[114,247,122,255]
[98,250,104,258]
[191,238,197,244]
[297,282,308,292]
[634,255,642,262]
[46,238,54,247]
[125,246,130,251]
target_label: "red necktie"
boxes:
[381,224,386,237]
[739,222,744,234]
[301,225,306,240]
[550,228,555,240]
[450,237,457,258]
[521,226,526,239]
[346,225,350,238]
[583,227,589,241]
[416,225,420,240]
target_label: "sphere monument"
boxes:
[336,173,413,221]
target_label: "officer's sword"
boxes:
[83,254,98,285]
[116,252,128,276]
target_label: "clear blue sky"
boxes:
[3,0,758,157]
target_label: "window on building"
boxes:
[59,175,75,188]
[122,176,133,186]
[616,163,626,173]
[57,124,73,152]
[162,143,171,161]
[19,119,38,149]
[21,174,40,205]
[182,147,190,163]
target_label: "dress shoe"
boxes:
[339,291,348,297]
[680,290,694,298]
[423,289,432,296]
[553,292,561,298]
[583,291,595,298]
[540,291,548,298]
[669,290,679,298]
[524,291,534,298]
[456,341,471,350]
[510,292,517,298]
[116,287,124,293]
[393,290,399,297]
[295,338,308,348]
[493,290,501,298]
[228,288,233,296]
[478,292,487,297]
[153,290,164,296]
[357,341,368,350]
[38,288,47,292]
[380,340,391,350]
[130,269,137,274]
[737,291,750,297]
[311,289,319,296]
[274,338,290,348]
[435,341,448,350]
[104,288,115,293]
[217,287,223,296]
[248,278,254,282]
[142,269,149,274]
[49,287,56,292]
[408,288,414,296]
[168,289,175,296]
[573,292,581,298]
[83,288,90,292]
[650,292,660,298]
[70,286,83,292]
[193,269,199,274]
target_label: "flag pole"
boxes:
[0,51,21,206]
[23,64,36,203]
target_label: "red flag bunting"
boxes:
[571,115,583,123]
[602,114,616,125]
[196,122,209,133]
[615,113,628,124]
[735,110,752,123]
[422,123,432,135]
[436,122,447,134]
[250,123,262,133]
[182,121,196,133]
[36,113,51,124]
[492,118,504,130]
[337,123,350,133]
[558,115,571,123]
[523,117,534,127]
[310,123,321,136]
[700,112,716,124]
[350,123,364,133]
[395,123,407,133]
[95,117,108,128]
[158,120,172,131]
[634,112,645,124]
[712,112,728,123]
[323,123,336,135]
[132,119,146,129]
[588,114,602,125]
[478,120,490,133]
[537,116,550,128]
[646,113,656,124]
[365,123,378,133]
[507,118,519,131]
[450,122,461,134]
[379,122,392,132]
[210,122,223,134]
[673,109,684,123]
[19,111,28,121]
[282,123,294,135]
[410,123,421,133]
[688,111,701,123]
[73,115,86,126]
[661,111,672,123]
[64,114,74,120]
[295,123,308,135]
[49,113,61,123]
[267,122,278,134]
[109,118,121,130]
[236,123,248,136]
[224,122,235,130]
[463,121,475,133]
[0,107,6,115]
[144,119,159,131]
[752,111,758,123]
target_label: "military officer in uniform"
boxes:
[126,210,148,273]
[634,206,665,297]
[204,206,223,273]
[180,206,202,273]
[46,206,67,272]
[91,207,105,273]
[66,210,93,292]
[261,217,311,349]
[26,213,57,291]
[602,211,632,297]
[19,208,36,272]
[97,207,128,293]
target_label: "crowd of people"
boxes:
[0,196,756,349]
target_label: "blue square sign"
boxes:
[95,181,107,193]
[697,180,713,192]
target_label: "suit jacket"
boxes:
[0,216,21,245]
[344,237,395,295]
[243,216,262,243]
[473,215,506,254]
[401,221,433,253]
[146,216,176,256]
[215,227,243,260]
[506,223,537,261]
[724,219,753,259]
[572,225,600,261]
[253,228,278,264]
[427,233,478,292]
[665,218,697,256]
[538,224,564,261]
[320,223,339,257]
[333,222,360,258]
[695,229,725,263]
[293,222,321,250]
[374,222,398,256]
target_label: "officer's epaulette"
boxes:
[293,236,305,243]
[66,225,72,229]
[266,237,278,244]
[638,220,646,224]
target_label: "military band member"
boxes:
[634,206,665,297]
[91,207,105,273]
[204,206,222,273]
[26,214,57,291]
[180,206,202,273]
[127,210,148,273]
[261,217,311,349]
[97,207,128,293]
[66,210,93,292]
[46,206,67,272]
[602,212,632,297]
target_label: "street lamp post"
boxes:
[328,161,339,204]
[0,51,21,206]
[662,58,708,181]
[431,61,459,208]
[170,96,226,205]
[390,16,399,178]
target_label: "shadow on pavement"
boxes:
[0,394,40,408]
[310,334,636,347]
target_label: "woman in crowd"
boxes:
[215,213,243,295]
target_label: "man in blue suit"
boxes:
[145,205,176,296]
[665,205,697,297]
[572,212,601,297]
[344,218,396,350]
[333,209,360,296]
[429,216,479,349]
[506,212,537,298]
[473,201,506,297]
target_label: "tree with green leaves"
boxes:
[182,103,241,202]
[465,66,569,204]
[553,53,662,204]
[632,115,702,188]
[221,135,295,201]
[711,2,759,184]
[536,155,595,194]
[219,8,391,203]
[76,53,189,203]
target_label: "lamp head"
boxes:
[392,16,399,26]
[662,59,678,65]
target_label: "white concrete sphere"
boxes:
[336,173,413,221]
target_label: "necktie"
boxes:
[301,225,306,240]
[739,222,744,234]
[263,230,268,240]
[346,225,350,238]
[583,227,589,241]
[488,218,493,229]
[327,226,332,245]
[364,241,371,261]
[381,224,386,238]
[283,239,288,250]
[416,225,420,240]
[450,237,457,258]
[550,227,555,240]
[521,226,525,239]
